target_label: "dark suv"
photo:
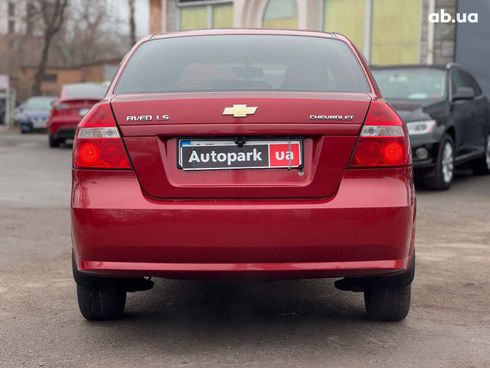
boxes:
[373,64,490,190]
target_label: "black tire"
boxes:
[20,125,31,134]
[49,135,60,148]
[470,133,490,175]
[424,134,455,190]
[364,284,411,322]
[76,283,126,321]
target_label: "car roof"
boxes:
[150,28,348,42]
[27,96,56,100]
[371,64,448,71]
[60,83,106,100]
[62,83,104,88]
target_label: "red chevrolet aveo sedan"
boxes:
[71,30,416,322]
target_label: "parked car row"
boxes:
[13,64,490,191]
[14,83,107,147]
[15,96,56,133]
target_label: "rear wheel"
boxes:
[49,135,60,148]
[471,133,490,175]
[364,284,411,321]
[76,283,126,321]
[425,134,454,190]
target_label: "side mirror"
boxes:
[452,87,475,101]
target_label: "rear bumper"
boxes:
[78,259,408,280]
[48,117,79,139]
[72,167,416,279]
[52,128,76,140]
[19,121,48,130]
[410,133,440,173]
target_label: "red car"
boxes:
[71,30,416,322]
[48,83,106,147]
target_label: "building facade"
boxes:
[0,0,28,35]
[149,0,457,66]
[0,0,46,97]
[0,0,43,35]
[16,61,119,100]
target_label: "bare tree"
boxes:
[57,0,126,67]
[31,0,69,95]
[128,0,137,46]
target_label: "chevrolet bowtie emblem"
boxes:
[222,104,257,118]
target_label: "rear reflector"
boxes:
[73,103,131,169]
[360,125,404,137]
[349,100,410,168]
[78,127,120,139]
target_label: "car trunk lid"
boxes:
[111,92,371,199]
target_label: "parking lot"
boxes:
[0,127,489,368]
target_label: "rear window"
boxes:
[372,68,446,100]
[25,97,56,110]
[63,84,106,99]
[115,35,370,94]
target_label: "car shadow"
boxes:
[77,278,411,352]
[60,140,74,149]
[414,169,475,192]
[130,278,364,323]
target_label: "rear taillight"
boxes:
[349,100,411,168]
[73,103,131,169]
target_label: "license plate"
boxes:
[32,118,47,128]
[79,108,90,117]
[178,139,303,171]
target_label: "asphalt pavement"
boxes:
[0,126,489,368]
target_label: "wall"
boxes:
[456,0,490,96]
[234,0,322,29]
[149,0,163,33]
[154,0,458,67]
[18,68,82,100]
[420,0,457,65]
[16,62,119,101]
[433,0,457,65]
[167,0,179,32]
[80,65,105,83]
[0,0,27,35]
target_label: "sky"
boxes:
[108,0,150,38]
[82,0,149,39]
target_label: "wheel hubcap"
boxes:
[442,142,454,183]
